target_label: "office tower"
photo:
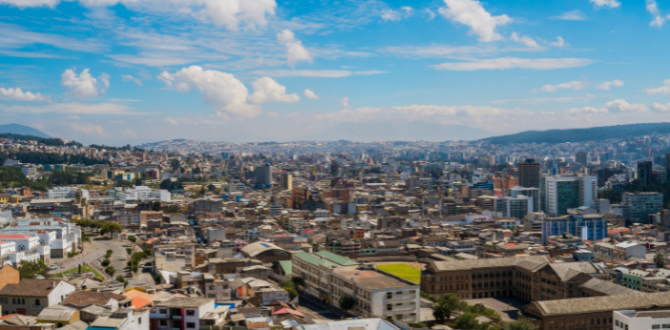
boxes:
[622,192,663,225]
[518,160,540,188]
[507,186,540,214]
[255,164,273,186]
[575,151,588,165]
[637,161,653,186]
[666,153,670,182]
[544,175,597,216]
[542,214,608,245]
[494,195,532,219]
[280,173,293,190]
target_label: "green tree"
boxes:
[101,259,111,267]
[291,276,305,289]
[655,253,666,269]
[452,313,482,330]
[507,319,538,330]
[432,294,463,324]
[18,260,49,279]
[338,295,355,314]
[128,235,137,243]
[154,273,163,284]
[283,286,298,300]
[105,266,116,277]
[126,248,133,255]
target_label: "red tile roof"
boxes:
[0,234,32,239]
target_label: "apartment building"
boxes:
[291,251,359,301]
[149,297,215,330]
[329,264,420,323]
[0,279,76,316]
[614,310,670,330]
[541,213,608,246]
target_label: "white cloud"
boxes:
[276,29,312,67]
[61,68,109,98]
[165,117,180,125]
[647,0,665,27]
[568,99,648,115]
[510,32,541,49]
[1,0,277,30]
[70,122,106,136]
[121,74,142,86]
[551,9,586,20]
[341,96,350,107]
[535,81,586,92]
[424,9,436,20]
[0,102,137,114]
[0,87,50,102]
[432,57,594,71]
[250,70,384,78]
[304,89,319,99]
[652,102,670,112]
[439,0,512,42]
[381,6,413,21]
[158,66,297,118]
[646,79,670,95]
[248,77,299,103]
[124,128,138,138]
[596,79,624,90]
[590,0,620,8]
[550,36,566,47]
[0,22,106,53]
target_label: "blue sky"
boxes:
[1,0,670,144]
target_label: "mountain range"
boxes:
[0,124,50,138]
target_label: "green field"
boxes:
[54,265,104,281]
[377,264,421,284]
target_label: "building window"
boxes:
[652,326,660,329]
[386,304,392,311]
[139,318,142,324]
[160,320,167,326]
[187,323,196,328]
[159,309,167,314]
[186,310,195,316]
[34,299,40,306]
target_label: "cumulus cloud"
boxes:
[596,80,624,90]
[341,96,350,107]
[304,89,319,99]
[568,99,648,115]
[276,29,312,67]
[158,66,297,119]
[381,6,413,21]
[647,0,665,27]
[439,0,512,42]
[248,77,299,103]
[432,57,593,71]
[535,81,586,93]
[0,0,277,30]
[652,102,670,112]
[646,79,670,95]
[550,36,566,47]
[510,32,542,49]
[552,9,586,20]
[61,68,109,98]
[0,87,50,102]
[590,0,620,8]
[122,74,142,86]
[70,122,106,136]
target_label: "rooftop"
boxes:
[332,266,417,290]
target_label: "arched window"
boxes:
[18,244,25,251]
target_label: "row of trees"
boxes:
[0,150,110,166]
[431,293,537,330]
[71,219,123,237]
[0,167,93,191]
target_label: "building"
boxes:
[623,192,663,224]
[507,186,540,216]
[36,305,80,328]
[638,161,653,186]
[524,293,670,330]
[113,186,171,203]
[544,175,597,216]
[330,264,420,323]
[575,151,588,165]
[90,308,150,330]
[0,279,76,316]
[541,214,608,246]
[292,251,359,301]
[614,310,670,330]
[279,173,292,190]
[149,297,215,330]
[240,242,291,263]
[518,160,541,188]
[494,195,532,219]
[46,187,89,200]
[255,164,272,187]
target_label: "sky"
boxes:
[1,0,670,145]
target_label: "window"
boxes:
[187,323,196,329]
[652,326,660,329]
[662,325,670,329]
[34,299,40,306]
[186,310,195,316]
[160,320,167,326]
[159,309,167,314]
[386,304,392,311]
[139,318,142,324]
[387,293,392,299]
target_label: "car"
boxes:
[49,264,58,270]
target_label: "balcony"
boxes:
[387,293,416,301]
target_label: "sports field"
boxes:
[376,263,421,284]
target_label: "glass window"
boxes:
[186,310,195,316]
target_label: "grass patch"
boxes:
[377,264,421,284]
[54,265,104,281]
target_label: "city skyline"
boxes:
[1,0,670,144]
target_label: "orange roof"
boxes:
[130,296,153,308]
[123,290,157,302]
[0,314,23,320]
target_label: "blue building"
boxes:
[541,213,608,246]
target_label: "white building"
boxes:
[0,218,82,258]
[113,186,171,203]
[151,297,215,330]
[614,310,670,330]
[46,187,89,200]
[90,308,150,330]
[544,175,597,216]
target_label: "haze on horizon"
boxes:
[1,0,670,145]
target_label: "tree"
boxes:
[452,313,482,330]
[126,248,133,255]
[507,319,538,330]
[105,266,116,277]
[101,259,111,267]
[154,273,163,284]
[128,235,137,243]
[432,294,463,324]
[116,275,129,288]
[291,276,305,289]
[283,286,298,300]
[655,253,666,269]
[18,260,49,279]
[338,295,355,314]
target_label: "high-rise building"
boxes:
[622,192,663,225]
[255,164,273,187]
[665,153,670,182]
[506,186,540,214]
[494,195,532,219]
[518,160,540,188]
[279,173,293,190]
[637,161,653,186]
[541,213,608,245]
[575,151,588,165]
[544,175,597,216]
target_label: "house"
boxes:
[149,297,215,330]
[90,308,150,330]
[62,291,128,311]
[0,279,76,316]
[36,305,80,328]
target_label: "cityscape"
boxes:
[3,1,670,330]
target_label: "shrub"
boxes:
[101,259,111,267]
[105,266,116,277]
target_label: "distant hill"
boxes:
[0,124,50,138]
[301,122,494,142]
[482,122,670,145]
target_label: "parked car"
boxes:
[49,264,58,270]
